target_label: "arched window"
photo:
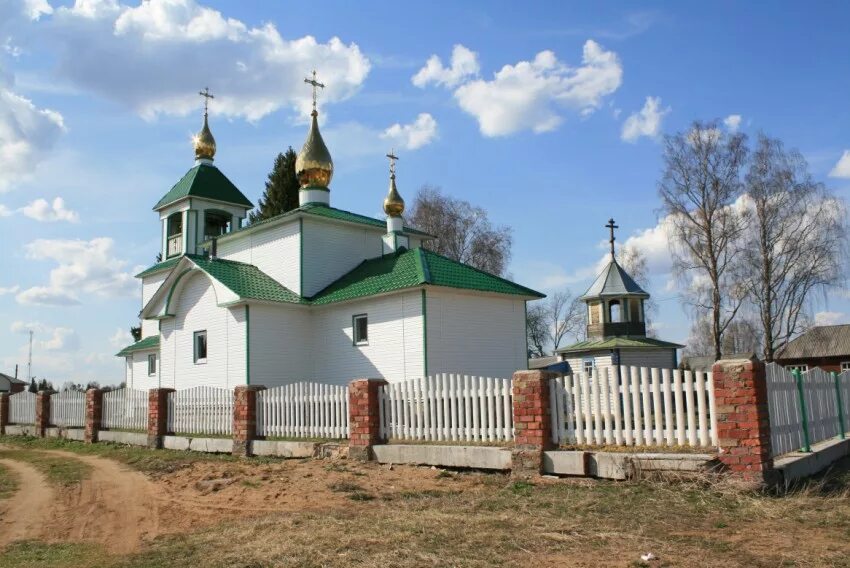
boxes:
[204,210,231,241]
[166,213,183,258]
[608,299,622,323]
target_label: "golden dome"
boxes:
[383,173,405,217]
[194,113,216,161]
[295,110,334,189]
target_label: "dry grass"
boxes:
[0,461,19,499]
[0,448,91,486]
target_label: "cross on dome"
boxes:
[199,87,215,116]
[194,87,216,161]
[606,218,619,259]
[304,70,325,114]
[386,149,399,177]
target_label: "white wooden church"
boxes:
[117,83,543,390]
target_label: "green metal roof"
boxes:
[310,248,544,305]
[116,335,160,357]
[153,163,253,210]
[135,256,182,278]
[580,259,649,300]
[189,256,305,304]
[556,336,684,354]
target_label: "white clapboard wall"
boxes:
[9,391,36,425]
[379,374,513,442]
[102,388,149,431]
[256,382,349,439]
[49,391,86,428]
[765,363,850,457]
[549,366,718,448]
[166,386,232,436]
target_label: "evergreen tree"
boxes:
[130,326,142,342]
[249,147,300,224]
[28,379,37,393]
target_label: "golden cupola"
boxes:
[383,150,404,217]
[295,108,334,189]
[194,87,216,161]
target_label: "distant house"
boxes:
[680,352,757,373]
[775,325,850,373]
[0,372,27,394]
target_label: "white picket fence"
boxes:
[766,363,850,457]
[379,374,514,442]
[256,382,349,439]
[102,388,148,431]
[8,391,35,425]
[167,386,232,436]
[49,390,86,428]
[550,366,718,448]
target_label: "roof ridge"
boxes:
[415,247,431,283]
[418,247,543,297]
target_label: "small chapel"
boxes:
[117,78,543,390]
[553,219,683,374]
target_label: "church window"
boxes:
[608,300,622,323]
[194,331,208,364]
[166,213,183,258]
[353,314,368,346]
[147,354,157,376]
[204,210,231,241]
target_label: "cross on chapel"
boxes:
[606,218,619,259]
[304,70,325,112]
[199,87,214,115]
[386,149,398,177]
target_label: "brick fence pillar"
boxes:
[147,388,174,449]
[0,393,9,435]
[348,378,387,461]
[35,390,53,437]
[233,385,265,457]
[712,357,775,485]
[511,370,556,478]
[85,388,103,443]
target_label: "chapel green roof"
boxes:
[115,335,160,357]
[555,336,684,354]
[135,256,182,278]
[310,248,544,305]
[189,256,305,304]
[580,259,649,300]
[153,163,253,210]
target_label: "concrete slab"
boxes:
[4,425,38,436]
[543,451,588,476]
[774,437,850,484]
[251,440,317,458]
[589,452,632,480]
[189,437,233,454]
[162,436,190,451]
[372,444,512,471]
[98,430,148,446]
[64,428,85,441]
[629,453,715,473]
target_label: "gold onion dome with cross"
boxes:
[295,70,334,189]
[194,87,217,161]
[383,149,404,217]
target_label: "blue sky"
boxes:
[1,0,849,384]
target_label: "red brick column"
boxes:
[233,385,265,456]
[348,378,387,461]
[147,388,174,449]
[511,370,556,478]
[0,393,9,435]
[35,390,53,437]
[85,388,103,443]
[712,358,775,485]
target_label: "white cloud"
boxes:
[10,320,79,352]
[10,0,370,121]
[829,150,850,179]
[109,327,133,349]
[0,285,20,295]
[621,96,670,143]
[0,81,66,192]
[21,197,80,222]
[723,114,742,133]
[381,113,438,150]
[16,237,138,306]
[452,40,622,137]
[412,44,480,88]
[10,320,46,334]
[0,204,11,216]
[814,311,846,326]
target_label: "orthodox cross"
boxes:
[606,218,619,259]
[304,70,325,112]
[198,87,214,116]
[386,149,399,177]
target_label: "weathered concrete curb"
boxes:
[372,444,512,471]
[251,440,317,458]
[5,424,40,436]
[163,435,232,454]
[774,437,850,484]
[544,450,716,479]
[98,430,148,447]
[45,427,85,441]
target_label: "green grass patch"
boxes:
[0,541,113,568]
[0,461,19,500]
[0,449,91,486]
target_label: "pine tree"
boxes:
[249,147,300,224]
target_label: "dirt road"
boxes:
[0,459,54,546]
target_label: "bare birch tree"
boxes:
[618,244,659,336]
[526,303,548,358]
[743,135,846,360]
[545,291,584,351]
[407,186,513,276]
[659,121,749,361]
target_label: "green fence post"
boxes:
[793,369,812,453]
[833,371,846,440]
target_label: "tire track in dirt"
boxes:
[0,459,54,547]
[40,450,162,554]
